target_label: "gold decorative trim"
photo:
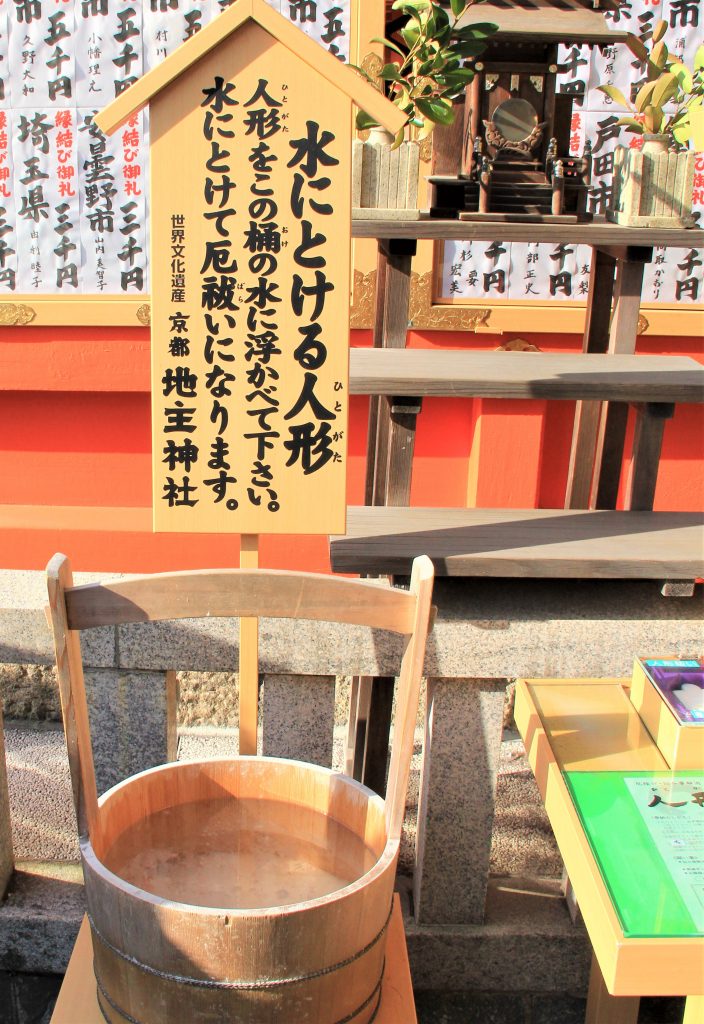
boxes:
[497,337,541,352]
[0,302,36,325]
[637,314,649,335]
[136,303,151,326]
[418,136,433,163]
[409,272,492,331]
[350,269,376,329]
[356,53,385,143]
[360,52,384,89]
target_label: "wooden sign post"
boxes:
[94,0,404,753]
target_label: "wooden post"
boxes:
[551,160,565,217]
[564,247,616,509]
[357,235,418,793]
[431,101,465,177]
[585,953,639,1024]
[578,140,592,220]
[591,249,651,509]
[478,157,491,214]
[624,403,674,511]
[384,396,423,506]
[345,676,369,778]
[542,45,559,165]
[592,403,630,509]
[166,670,179,763]
[465,74,483,174]
[367,238,418,507]
[46,554,100,841]
[0,703,14,899]
[683,996,704,1024]
[364,244,388,506]
[239,534,259,756]
[545,137,557,174]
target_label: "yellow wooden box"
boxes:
[629,658,704,769]
[515,676,704,1019]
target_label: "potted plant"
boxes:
[598,22,704,227]
[351,0,497,218]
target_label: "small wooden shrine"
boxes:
[426,0,628,221]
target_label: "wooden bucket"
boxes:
[83,757,398,1024]
[46,556,434,1024]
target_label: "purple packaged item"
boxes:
[642,658,704,726]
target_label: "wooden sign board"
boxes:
[94,0,403,536]
[150,23,349,534]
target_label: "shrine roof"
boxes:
[94,0,405,138]
[456,0,629,45]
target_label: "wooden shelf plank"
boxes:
[351,218,704,248]
[330,507,704,579]
[457,1,629,45]
[349,350,704,404]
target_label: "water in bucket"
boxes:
[104,796,378,909]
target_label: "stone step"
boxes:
[4,723,78,863]
[0,861,84,975]
[0,861,586,995]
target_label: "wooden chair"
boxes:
[45,553,434,1024]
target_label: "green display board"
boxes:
[565,771,704,939]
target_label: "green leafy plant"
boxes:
[353,0,498,145]
[598,21,704,150]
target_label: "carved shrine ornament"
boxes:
[0,303,36,325]
[483,118,547,155]
[136,304,151,326]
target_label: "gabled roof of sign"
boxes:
[94,0,405,137]
[457,0,628,45]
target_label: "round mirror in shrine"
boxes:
[492,98,539,143]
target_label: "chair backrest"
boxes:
[46,553,434,847]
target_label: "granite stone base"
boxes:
[261,674,335,767]
[0,705,13,899]
[414,678,506,925]
[0,970,61,1024]
[3,572,702,679]
[83,669,172,794]
[0,979,688,1024]
[4,725,78,862]
[0,863,83,975]
[404,878,591,994]
[0,867,585,993]
[415,992,687,1024]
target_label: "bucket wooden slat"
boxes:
[46,554,99,839]
[63,568,418,633]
